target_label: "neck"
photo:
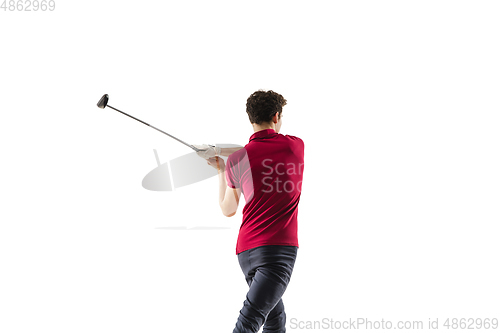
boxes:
[252,123,276,133]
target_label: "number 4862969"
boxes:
[1,0,56,11]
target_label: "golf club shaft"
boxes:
[107,105,197,151]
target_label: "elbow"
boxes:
[220,200,238,217]
[222,210,236,217]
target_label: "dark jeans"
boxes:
[233,245,298,333]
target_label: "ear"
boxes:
[273,112,279,123]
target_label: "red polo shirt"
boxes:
[225,129,305,254]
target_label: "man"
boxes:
[195,90,304,333]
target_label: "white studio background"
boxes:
[1,1,499,333]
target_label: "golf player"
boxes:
[195,90,304,333]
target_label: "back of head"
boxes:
[246,90,287,124]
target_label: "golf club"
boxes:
[96,94,208,152]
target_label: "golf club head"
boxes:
[97,94,109,109]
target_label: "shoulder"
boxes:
[282,133,302,141]
[227,146,248,164]
[282,134,304,146]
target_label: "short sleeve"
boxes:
[225,154,240,189]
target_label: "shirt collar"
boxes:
[249,129,277,142]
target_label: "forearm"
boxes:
[217,165,227,205]
[219,146,244,157]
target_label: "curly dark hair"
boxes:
[246,90,287,124]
